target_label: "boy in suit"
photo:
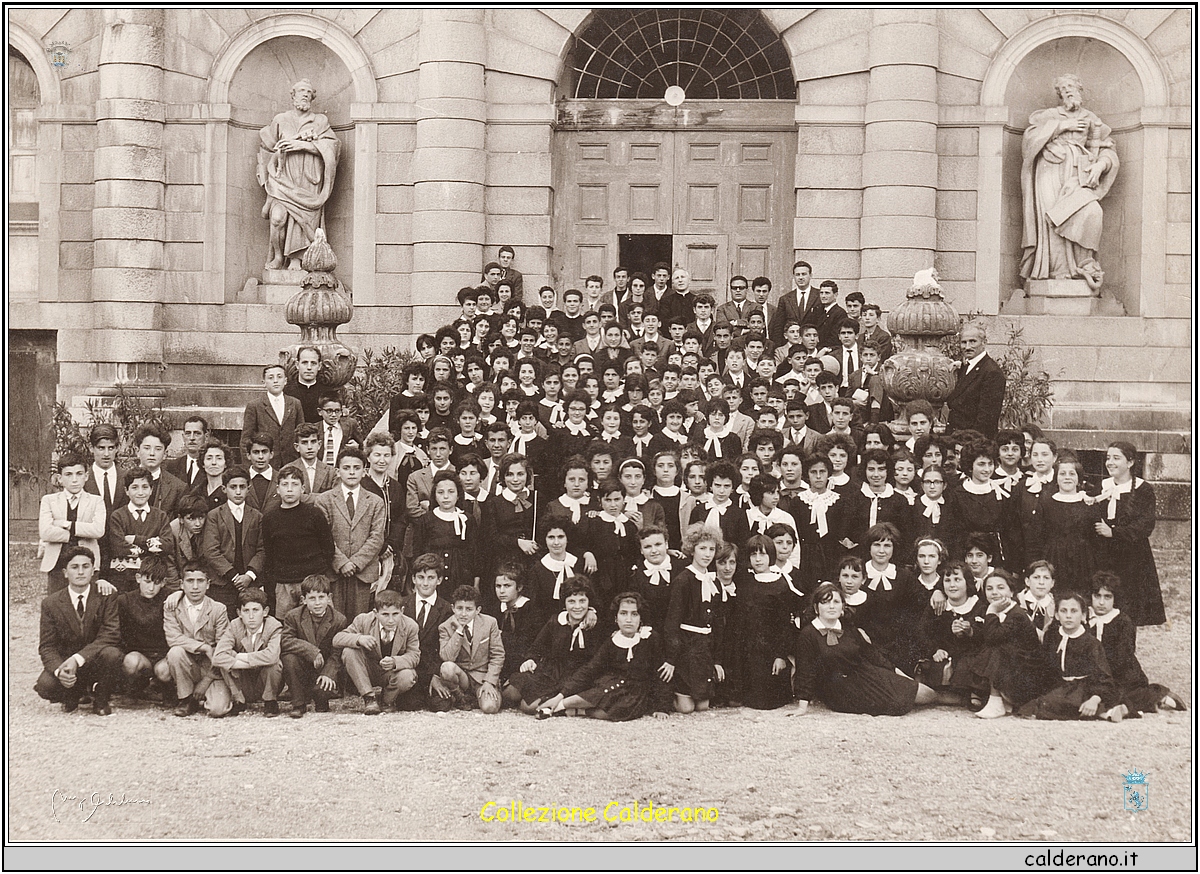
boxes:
[280,574,347,718]
[107,468,175,593]
[400,552,455,710]
[200,466,265,618]
[317,447,387,622]
[84,423,124,517]
[814,280,849,349]
[170,495,210,590]
[165,563,230,717]
[164,415,209,488]
[39,452,107,594]
[289,423,338,496]
[210,588,283,717]
[334,589,420,714]
[405,428,455,523]
[134,424,187,518]
[241,363,304,466]
[243,432,280,513]
[117,558,172,703]
[439,584,505,714]
[314,392,363,466]
[34,546,123,715]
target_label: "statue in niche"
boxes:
[1019,74,1118,291]
[257,79,341,271]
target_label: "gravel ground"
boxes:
[7,543,1192,843]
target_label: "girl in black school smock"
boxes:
[1018,591,1123,721]
[526,519,580,618]
[663,523,733,713]
[951,569,1044,719]
[1089,571,1186,716]
[861,523,923,673]
[792,582,938,717]
[1037,453,1099,596]
[411,471,477,599]
[947,438,1018,568]
[509,577,598,713]
[733,535,794,710]
[479,453,538,614]
[538,591,674,721]
[913,559,985,696]
[792,454,845,592]
[1090,441,1166,626]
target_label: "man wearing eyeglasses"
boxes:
[316,393,364,467]
[715,274,752,337]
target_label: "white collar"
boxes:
[1089,608,1120,640]
[500,595,530,613]
[251,467,273,480]
[949,595,979,615]
[964,351,986,371]
[1052,491,1085,503]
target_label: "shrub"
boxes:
[341,346,414,433]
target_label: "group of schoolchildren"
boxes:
[35,254,1182,723]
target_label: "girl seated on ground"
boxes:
[1089,571,1186,717]
[791,582,938,717]
[1018,591,1123,722]
[510,577,598,714]
[537,591,673,721]
[914,559,985,699]
[951,568,1044,719]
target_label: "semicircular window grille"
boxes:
[571,9,796,100]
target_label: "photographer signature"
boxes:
[51,789,150,823]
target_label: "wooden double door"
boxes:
[556,128,796,300]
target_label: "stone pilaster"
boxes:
[859,9,939,310]
[410,9,487,334]
[87,8,167,393]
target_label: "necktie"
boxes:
[464,624,473,647]
[103,471,113,511]
[847,349,855,378]
[188,458,197,484]
[325,427,335,465]
[76,594,85,622]
[418,601,429,629]
[346,492,355,519]
[233,514,245,574]
[136,510,146,523]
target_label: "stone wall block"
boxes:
[91,268,165,304]
[94,98,166,123]
[409,210,486,244]
[92,206,166,241]
[865,64,937,102]
[868,21,939,68]
[410,150,487,185]
[417,21,486,66]
[863,186,936,216]
[411,243,483,273]
[93,145,166,182]
[95,179,165,210]
[93,239,165,271]
[98,21,165,66]
[863,120,937,153]
[860,151,938,187]
[793,217,861,250]
[97,63,164,101]
[415,117,487,151]
[863,99,939,125]
[796,189,863,219]
[860,214,936,249]
[97,118,164,150]
[484,186,551,216]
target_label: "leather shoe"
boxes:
[288,705,305,719]
[228,701,246,717]
[363,696,382,715]
[314,700,330,713]
[92,700,113,717]
[174,697,201,717]
[264,700,280,717]
[61,695,81,714]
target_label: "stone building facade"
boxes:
[7,8,1192,524]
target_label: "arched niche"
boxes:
[980,15,1170,317]
[998,38,1143,311]
[222,35,357,298]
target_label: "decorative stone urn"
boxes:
[279,229,357,388]
[879,268,961,406]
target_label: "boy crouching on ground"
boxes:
[280,574,347,718]
[439,585,505,714]
[334,590,419,714]
[165,563,230,717]
[210,588,283,717]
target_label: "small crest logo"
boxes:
[48,42,71,68]
[1122,769,1148,812]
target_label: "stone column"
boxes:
[859,9,939,311]
[410,9,487,335]
[90,8,167,392]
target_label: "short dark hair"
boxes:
[239,588,269,608]
[60,544,95,567]
[300,573,332,596]
[334,447,368,468]
[223,465,250,485]
[89,423,119,445]
[451,585,480,606]
[134,424,170,449]
[247,432,275,451]
[375,590,405,610]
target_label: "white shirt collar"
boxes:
[964,351,986,372]
[228,501,245,521]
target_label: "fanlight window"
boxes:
[571,9,795,100]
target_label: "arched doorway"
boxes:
[553,9,797,296]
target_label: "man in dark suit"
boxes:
[770,260,820,347]
[284,346,323,423]
[84,423,124,573]
[242,364,305,466]
[163,415,209,488]
[35,546,123,715]
[747,277,778,344]
[714,275,753,336]
[813,280,850,348]
[498,245,523,302]
[944,324,1006,438]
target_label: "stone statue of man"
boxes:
[257,79,341,271]
[1019,74,1119,291]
